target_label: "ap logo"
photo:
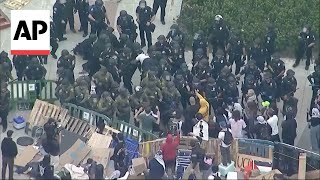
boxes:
[11,10,50,55]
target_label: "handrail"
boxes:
[62,103,159,141]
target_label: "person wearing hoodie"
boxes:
[182,96,200,135]
[281,112,297,146]
[161,132,180,174]
[196,90,209,122]
[148,151,166,179]
[308,108,320,153]
[1,130,18,180]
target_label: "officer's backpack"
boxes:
[223,130,233,145]
[259,123,272,141]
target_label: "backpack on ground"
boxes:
[223,130,233,145]
[259,123,272,140]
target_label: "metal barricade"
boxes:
[8,80,57,110]
[63,103,158,141]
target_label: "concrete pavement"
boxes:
[0,1,317,177]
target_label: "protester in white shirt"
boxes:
[266,108,280,142]
[218,123,233,166]
[190,113,209,141]
[229,110,246,138]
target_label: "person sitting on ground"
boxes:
[160,132,180,175]
[37,155,54,180]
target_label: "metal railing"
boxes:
[63,103,158,141]
[8,80,57,110]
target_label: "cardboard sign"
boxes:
[236,153,272,169]
[15,146,39,167]
[87,132,112,149]
[131,157,147,175]
[59,139,91,167]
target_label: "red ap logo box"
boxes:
[11,10,50,55]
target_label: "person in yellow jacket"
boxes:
[196,91,209,122]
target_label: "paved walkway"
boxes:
[0,1,317,178]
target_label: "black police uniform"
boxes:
[239,66,262,83]
[153,0,167,23]
[170,46,185,74]
[264,29,276,65]
[192,36,207,59]
[294,31,316,68]
[53,1,66,40]
[281,75,297,97]
[210,56,228,79]
[259,79,277,102]
[269,59,285,99]
[117,14,137,42]
[49,22,59,59]
[155,41,171,56]
[12,55,27,80]
[307,68,320,110]
[167,28,185,50]
[222,83,239,105]
[205,83,222,113]
[227,37,245,75]
[208,22,229,56]
[89,4,107,36]
[64,0,76,32]
[136,5,154,47]
[249,45,266,72]
[24,64,47,97]
[76,0,89,36]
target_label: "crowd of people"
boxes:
[0,0,320,179]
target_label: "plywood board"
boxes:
[87,133,112,149]
[59,139,91,167]
[15,146,39,167]
[4,0,31,10]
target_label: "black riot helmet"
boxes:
[214,15,223,24]
[172,43,180,54]
[89,34,97,42]
[120,10,127,17]
[247,60,256,69]
[195,48,204,58]
[194,30,204,40]
[286,69,295,77]
[95,0,103,7]
[245,74,255,85]
[215,49,224,59]
[139,0,147,8]
[157,35,166,44]
[263,72,272,82]
[133,42,142,54]
[170,24,179,37]
[207,77,216,86]
[105,43,112,51]
[123,47,132,56]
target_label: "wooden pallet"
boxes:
[4,0,31,10]
[28,99,68,128]
[60,115,95,139]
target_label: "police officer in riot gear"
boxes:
[264,23,277,65]
[210,49,228,79]
[192,48,206,67]
[281,69,297,98]
[115,88,131,123]
[64,0,76,33]
[12,55,28,81]
[308,65,320,110]
[99,43,117,67]
[238,60,262,83]
[49,21,59,59]
[57,50,76,82]
[155,35,171,56]
[174,73,190,109]
[167,24,185,49]
[169,43,185,74]
[208,15,229,57]
[136,0,155,48]
[119,47,138,94]
[192,30,208,59]
[259,72,277,102]
[205,77,222,113]
[223,76,239,106]
[89,0,110,36]
[53,0,67,41]
[268,54,285,101]
[117,10,137,42]
[74,80,90,107]
[249,38,266,72]
[24,58,47,98]
[226,31,246,75]
[293,25,316,70]
[76,0,89,37]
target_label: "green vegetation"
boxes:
[178,0,320,51]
